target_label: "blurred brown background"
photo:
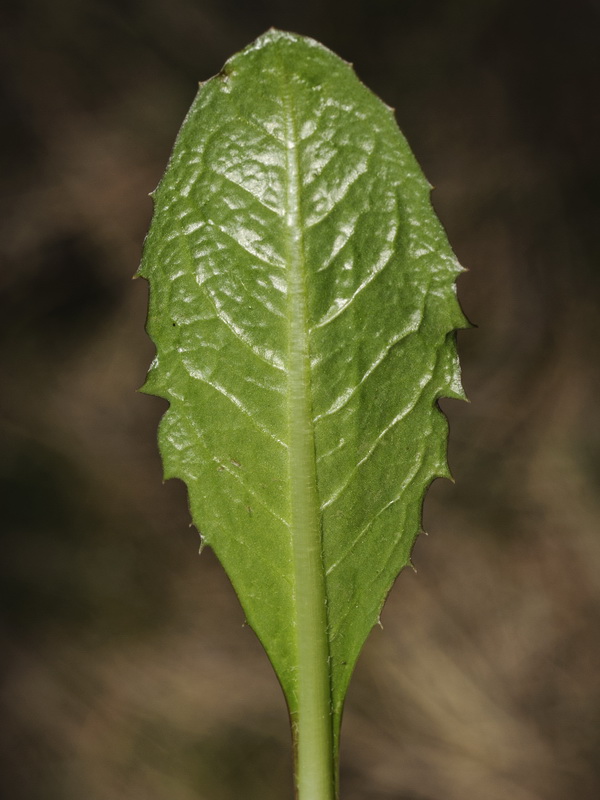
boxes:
[1,0,599,798]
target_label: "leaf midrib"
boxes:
[279,54,336,797]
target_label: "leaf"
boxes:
[139,29,467,797]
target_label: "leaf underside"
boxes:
[140,29,467,742]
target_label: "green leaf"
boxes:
[139,29,467,799]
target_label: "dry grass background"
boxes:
[1,1,599,798]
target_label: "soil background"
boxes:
[1,1,600,798]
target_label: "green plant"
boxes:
[139,29,466,800]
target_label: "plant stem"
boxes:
[281,58,337,800]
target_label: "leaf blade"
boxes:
[140,28,467,779]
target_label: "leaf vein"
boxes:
[311,236,397,331]
[173,218,285,371]
[325,448,427,577]
[186,369,287,448]
[320,370,433,511]
[313,309,424,423]
[210,168,284,218]
[204,218,286,271]
[305,157,372,228]
[214,459,292,534]
[227,108,287,148]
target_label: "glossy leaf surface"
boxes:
[140,28,466,768]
